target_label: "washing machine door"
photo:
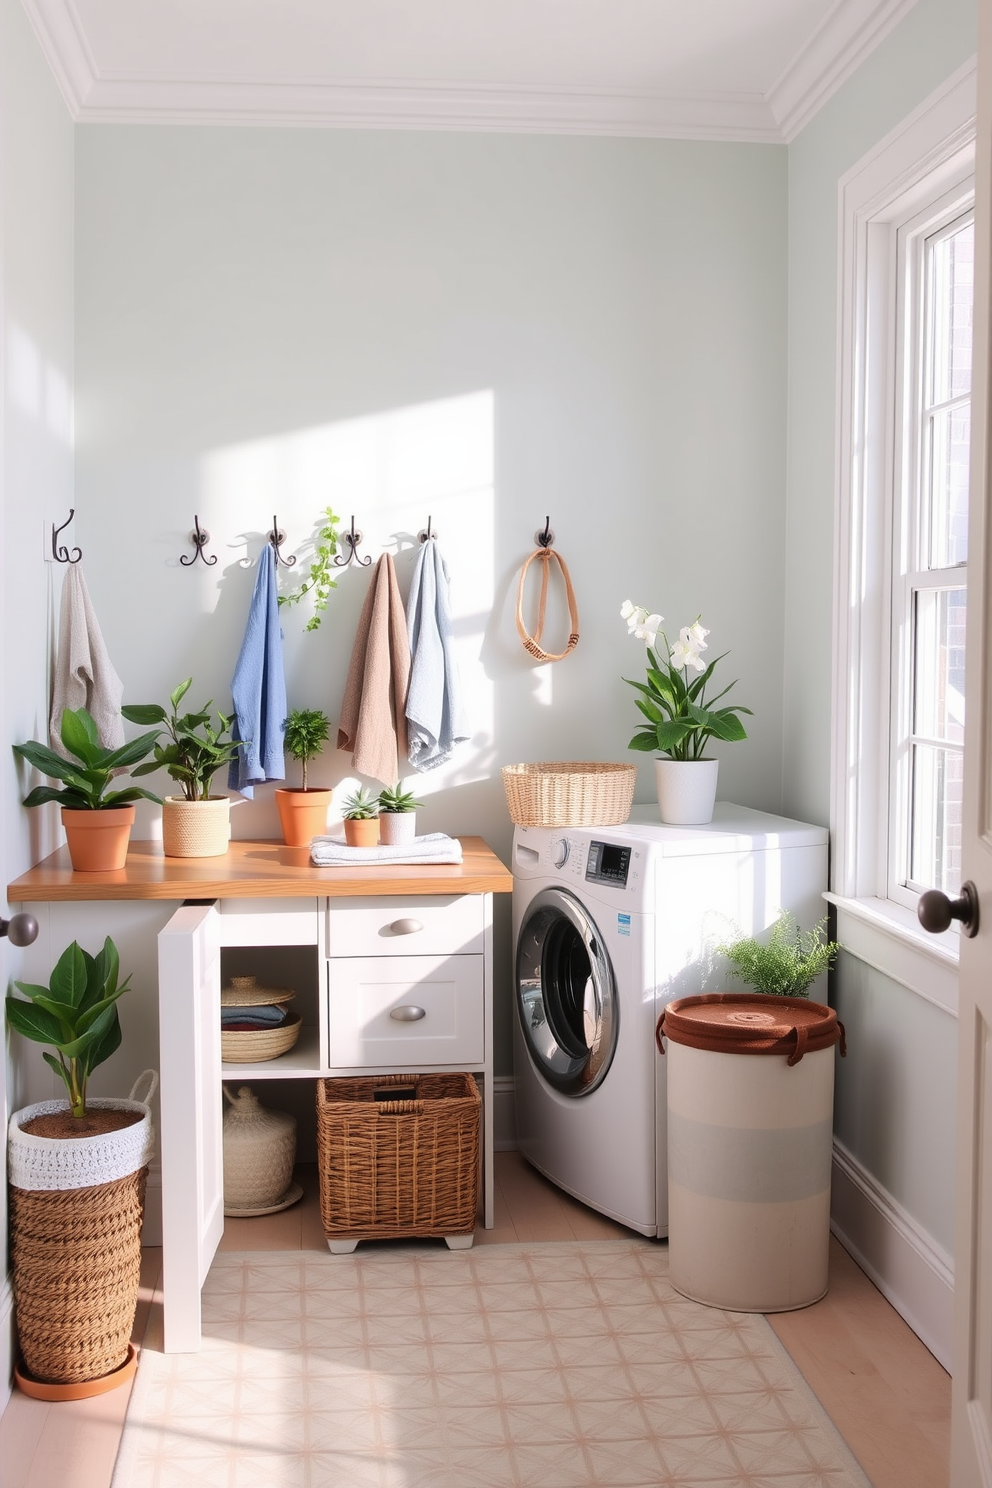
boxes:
[516,886,618,1097]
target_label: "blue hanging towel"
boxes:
[405,538,470,772]
[228,544,287,798]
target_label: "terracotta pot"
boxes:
[654,759,719,825]
[161,796,231,858]
[61,806,135,872]
[378,811,417,846]
[275,788,333,847]
[343,816,379,848]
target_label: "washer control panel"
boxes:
[585,840,631,888]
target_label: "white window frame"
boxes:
[829,59,975,1016]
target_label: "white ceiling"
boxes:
[22,0,919,142]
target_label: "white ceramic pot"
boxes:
[654,758,719,825]
[162,796,231,858]
[378,811,417,846]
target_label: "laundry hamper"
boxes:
[658,994,846,1313]
[316,1073,481,1254]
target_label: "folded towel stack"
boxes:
[310,832,463,868]
[220,1004,289,1030]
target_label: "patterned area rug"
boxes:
[112,1241,871,1488]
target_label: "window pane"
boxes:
[931,220,974,404]
[914,587,966,743]
[910,742,963,894]
[929,402,970,568]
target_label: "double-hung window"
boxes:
[831,66,975,995]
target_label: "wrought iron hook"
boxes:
[180,515,217,567]
[52,510,82,564]
[333,515,373,568]
[418,515,438,543]
[268,516,297,568]
[535,515,554,549]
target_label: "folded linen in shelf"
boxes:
[220,1004,289,1029]
[310,832,463,868]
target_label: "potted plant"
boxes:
[719,912,840,998]
[341,785,380,847]
[276,708,333,846]
[377,781,423,846]
[13,707,162,871]
[6,937,156,1398]
[123,679,240,857]
[621,602,752,824]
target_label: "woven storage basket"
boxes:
[221,975,300,1064]
[501,761,636,827]
[316,1073,481,1242]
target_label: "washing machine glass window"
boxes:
[515,887,619,1097]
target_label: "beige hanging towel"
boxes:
[337,553,411,785]
[49,563,125,755]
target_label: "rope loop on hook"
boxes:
[515,545,580,663]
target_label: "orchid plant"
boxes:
[621,602,752,760]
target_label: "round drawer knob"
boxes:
[389,1005,427,1022]
[389,918,424,935]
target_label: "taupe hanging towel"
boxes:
[337,553,410,785]
[515,546,580,662]
[49,563,125,755]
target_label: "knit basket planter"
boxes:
[8,1087,155,1394]
[316,1073,481,1251]
[275,788,333,848]
[61,805,135,872]
[161,796,231,858]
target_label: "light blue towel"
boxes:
[405,539,469,772]
[228,544,287,798]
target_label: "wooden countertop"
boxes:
[7,837,512,903]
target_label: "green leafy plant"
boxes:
[377,782,423,814]
[6,938,131,1118]
[13,708,163,810]
[341,786,379,821]
[719,913,840,999]
[277,506,341,631]
[283,709,331,791]
[621,603,752,761]
[123,679,240,802]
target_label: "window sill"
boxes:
[824,892,958,1016]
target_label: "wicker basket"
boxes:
[501,761,636,827]
[316,1073,480,1243]
[220,975,300,1064]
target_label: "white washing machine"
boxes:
[512,802,828,1237]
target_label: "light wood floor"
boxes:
[0,1151,951,1488]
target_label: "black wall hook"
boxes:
[334,515,373,567]
[52,510,82,564]
[535,515,554,549]
[268,516,297,568]
[418,515,438,543]
[180,515,217,567]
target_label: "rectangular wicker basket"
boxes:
[501,761,636,827]
[316,1073,481,1242]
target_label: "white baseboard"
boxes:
[142,1163,162,1248]
[493,1076,518,1151]
[0,1276,14,1414]
[831,1138,953,1371]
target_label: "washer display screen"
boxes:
[585,841,630,887]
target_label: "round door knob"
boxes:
[388,918,423,935]
[918,881,979,938]
[0,913,39,947]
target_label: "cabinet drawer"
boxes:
[326,895,484,958]
[327,955,484,1067]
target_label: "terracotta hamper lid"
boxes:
[657,993,845,1066]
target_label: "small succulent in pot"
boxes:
[377,781,423,846]
[341,785,379,848]
[718,912,840,999]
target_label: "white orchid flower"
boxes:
[620,600,638,621]
[633,612,663,647]
[670,637,706,672]
[684,621,709,651]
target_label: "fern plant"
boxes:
[719,913,839,999]
[277,506,341,631]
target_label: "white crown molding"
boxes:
[768,0,921,142]
[20,0,931,143]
